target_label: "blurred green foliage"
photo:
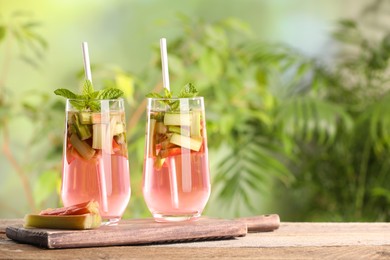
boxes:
[0,1,389,221]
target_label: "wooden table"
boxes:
[1,219,389,259]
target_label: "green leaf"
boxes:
[0,26,6,43]
[164,88,172,98]
[91,90,100,99]
[69,100,86,110]
[96,88,124,100]
[146,93,163,98]
[146,84,198,101]
[82,80,94,97]
[88,100,101,112]
[54,88,79,99]
[178,83,198,98]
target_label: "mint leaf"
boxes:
[178,83,198,98]
[69,100,86,110]
[96,88,124,100]
[54,80,124,112]
[145,83,199,111]
[88,101,101,112]
[146,93,163,98]
[82,80,94,97]
[164,88,172,98]
[91,90,100,99]
[54,89,79,99]
[146,84,198,99]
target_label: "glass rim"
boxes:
[147,96,204,101]
[66,97,125,102]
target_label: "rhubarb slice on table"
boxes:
[24,200,101,230]
[24,213,101,230]
[39,200,100,216]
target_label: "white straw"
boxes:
[81,42,108,214]
[169,157,179,208]
[82,42,93,83]
[160,38,170,91]
[97,161,109,213]
[160,37,178,208]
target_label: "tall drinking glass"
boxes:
[61,98,131,225]
[143,97,211,222]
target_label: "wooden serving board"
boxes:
[6,214,280,249]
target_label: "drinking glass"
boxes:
[143,97,211,222]
[61,98,131,225]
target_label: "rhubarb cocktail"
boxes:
[61,98,131,225]
[143,97,211,222]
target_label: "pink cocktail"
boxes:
[143,97,211,222]
[61,99,131,225]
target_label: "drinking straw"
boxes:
[81,42,109,213]
[169,157,179,208]
[159,38,179,208]
[180,98,192,193]
[160,38,170,90]
[81,42,93,83]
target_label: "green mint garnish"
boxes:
[146,83,199,110]
[96,88,124,100]
[54,80,124,111]
[146,83,198,99]
[53,89,79,99]
[178,83,198,98]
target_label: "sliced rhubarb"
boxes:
[40,200,100,216]
[113,123,125,135]
[92,124,106,150]
[168,126,190,136]
[70,134,96,160]
[190,111,201,138]
[114,133,126,144]
[79,112,92,124]
[24,213,101,230]
[73,114,92,140]
[169,133,202,151]
[91,112,109,124]
[164,113,191,126]
[156,122,167,134]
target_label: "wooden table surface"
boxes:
[1,219,389,259]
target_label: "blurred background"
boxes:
[1,0,389,221]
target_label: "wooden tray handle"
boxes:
[237,214,280,232]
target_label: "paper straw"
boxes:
[169,157,179,208]
[160,38,170,91]
[81,42,108,213]
[82,42,93,83]
[159,38,179,208]
[97,161,109,213]
[180,98,192,193]
[181,151,192,193]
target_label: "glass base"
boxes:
[101,217,121,226]
[152,212,201,222]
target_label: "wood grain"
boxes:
[237,214,280,232]
[5,218,248,249]
[1,220,389,259]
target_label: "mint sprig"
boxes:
[54,80,124,111]
[146,83,199,111]
[179,83,198,98]
[145,83,198,99]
